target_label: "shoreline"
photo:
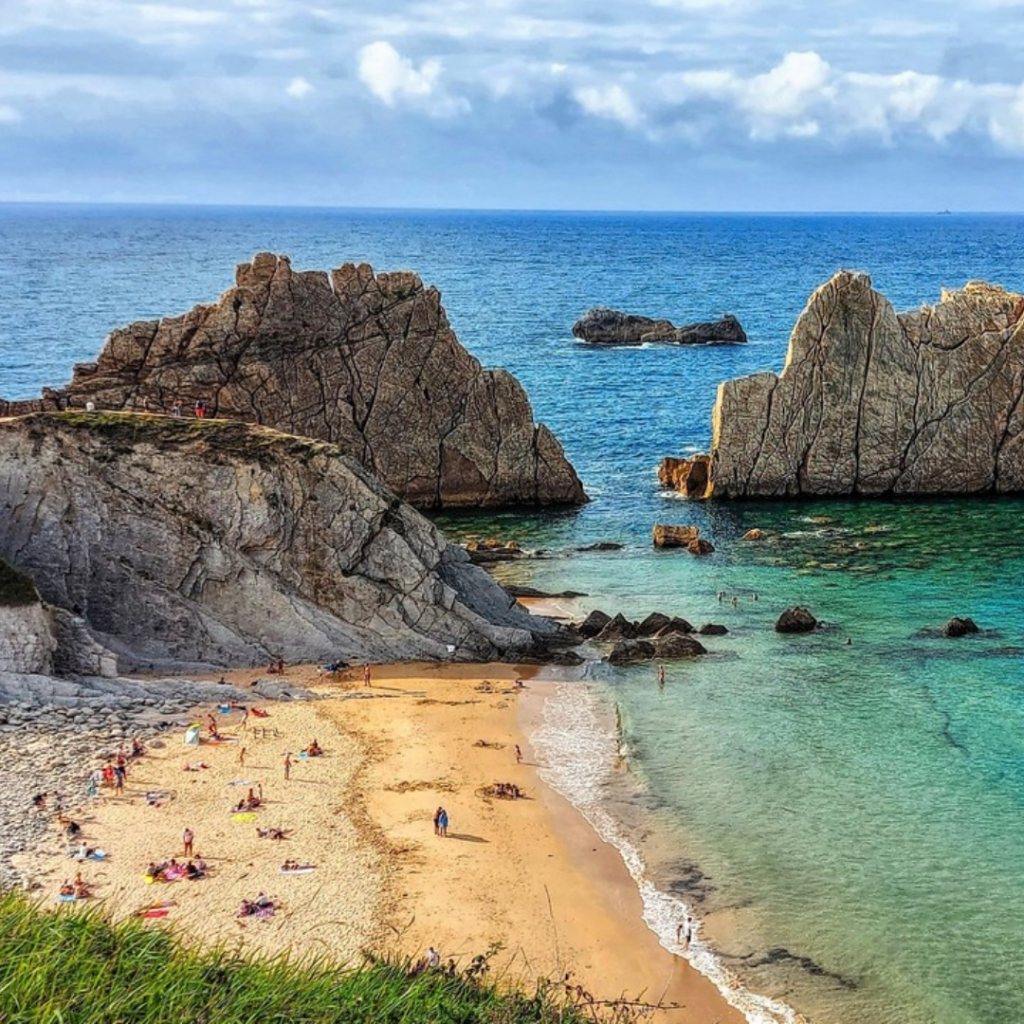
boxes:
[12,660,742,1021]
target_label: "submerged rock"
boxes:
[692,271,1024,498]
[775,607,819,634]
[943,616,980,638]
[0,413,563,672]
[1,254,586,510]
[698,623,728,636]
[572,308,747,346]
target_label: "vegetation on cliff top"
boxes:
[0,894,620,1024]
[13,410,355,470]
[0,557,37,607]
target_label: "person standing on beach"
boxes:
[284,752,292,780]
[238,746,247,767]
[363,664,372,687]
[433,806,443,835]
[113,764,125,794]
[183,828,194,857]
[438,807,449,837]
[515,744,523,764]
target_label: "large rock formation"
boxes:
[572,308,747,346]
[0,413,566,673]
[0,254,585,510]
[693,272,1024,498]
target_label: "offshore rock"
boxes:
[572,308,747,346]
[659,455,711,498]
[0,413,562,672]
[653,524,700,548]
[775,607,819,634]
[1,254,585,510]
[704,272,1024,498]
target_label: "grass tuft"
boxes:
[0,893,625,1024]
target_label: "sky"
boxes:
[1,0,1024,210]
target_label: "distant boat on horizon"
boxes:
[938,209,953,215]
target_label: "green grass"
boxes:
[0,557,37,607]
[0,893,621,1024]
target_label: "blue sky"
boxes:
[1,0,1023,210]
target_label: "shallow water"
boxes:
[3,205,1024,1023]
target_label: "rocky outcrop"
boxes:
[572,308,747,346]
[608,634,707,664]
[0,603,56,676]
[686,272,1024,498]
[1,254,585,510]
[0,413,565,673]
[659,455,711,497]
[775,608,818,634]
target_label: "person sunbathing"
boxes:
[305,739,323,757]
[73,875,92,899]
[145,861,164,881]
[59,880,75,897]
[256,826,291,840]
[185,860,205,880]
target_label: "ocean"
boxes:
[3,203,1024,1023]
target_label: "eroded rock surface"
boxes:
[1,254,585,510]
[0,413,564,672]
[572,308,747,346]
[700,272,1024,498]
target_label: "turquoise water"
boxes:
[471,499,1024,1024]
[3,206,1024,1022]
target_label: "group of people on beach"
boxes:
[432,806,449,836]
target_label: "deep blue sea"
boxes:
[3,204,1024,1024]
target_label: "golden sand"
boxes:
[17,661,741,1022]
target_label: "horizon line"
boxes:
[0,199,1022,217]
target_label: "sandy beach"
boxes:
[17,659,741,1023]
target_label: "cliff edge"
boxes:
[1,254,586,510]
[0,413,563,672]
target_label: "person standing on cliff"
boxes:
[195,399,206,419]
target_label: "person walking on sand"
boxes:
[284,752,293,780]
[183,827,194,857]
[515,744,523,764]
[437,807,449,837]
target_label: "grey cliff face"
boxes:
[0,414,560,672]
[706,271,1024,498]
[1,254,585,510]
[572,307,747,346]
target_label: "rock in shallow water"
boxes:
[571,308,747,346]
[775,607,819,634]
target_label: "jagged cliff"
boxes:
[664,271,1024,499]
[0,413,564,672]
[0,254,585,510]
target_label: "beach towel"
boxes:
[279,866,316,875]
[56,894,87,903]
[232,812,257,822]
[141,908,170,918]
[227,779,253,787]
[184,724,201,746]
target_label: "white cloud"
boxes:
[574,83,641,127]
[358,40,440,105]
[357,40,468,116]
[136,4,225,25]
[285,76,312,99]
[0,104,21,124]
